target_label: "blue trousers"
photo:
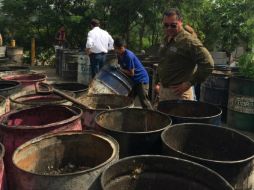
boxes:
[89,53,106,78]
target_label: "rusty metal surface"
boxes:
[9,89,74,110]
[0,105,82,190]
[77,94,134,130]
[101,155,234,190]
[12,131,119,190]
[95,108,172,158]
[162,123,254,190]
[1,73,46,91]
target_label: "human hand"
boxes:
[154,83,160,94]
[170,82,191,96]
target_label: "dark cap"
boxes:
[91,19,100,26]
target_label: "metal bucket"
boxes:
[227,76,254,132]
[101,155,233,190]
[52,82,88,98]
[161,123,254,190]
[1,73,46,91]
[157,100,222,125]
[12,131,119,190]
[0,80,22,98]
[95,108,172,158]
[0,105,82,189]
[77,94,134,130]
[9,90,75,110]
[88,65,134,96]
[0,143,6,190]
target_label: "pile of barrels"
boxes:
[0,50,254,190]
[0,52,252,190]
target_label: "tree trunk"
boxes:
[139,19,146,51]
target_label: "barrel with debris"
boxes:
[95,108,172,157]
[12,131,119,190]
[161,123,254,189]
[77,94,134,130]
[9,89,75,110]
[101,155,233,190]
[0,105,82,189]
[1,73,46,91]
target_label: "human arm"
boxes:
[119,54,135,77]
[85,31,94,55]
[120,67,134,76]
[170,82,192,96]
[108,34,114,50]
[189,38,214,85]
[0,34,2,46]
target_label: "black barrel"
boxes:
[227,76,254,132]
[101,155,233,190]
[61,49,79,80]
[95,108,172,158]
[161,123,254,190]
[0,80,22,97]
[55,47,63,75]
[94,65,134,96]
[157,100,222,125]
[12,131,119,190]
[144,67,153,100]
[52,82,88,98]
[200,65,231,122]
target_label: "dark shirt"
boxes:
[118,49,149,84]
[158,29,214,86]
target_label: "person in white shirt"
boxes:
[85,19,114,77]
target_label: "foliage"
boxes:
[237,52,254,79]
[0,0,253,63]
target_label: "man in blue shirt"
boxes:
[114,37,153,109]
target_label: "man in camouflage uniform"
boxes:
[158,8,214,101]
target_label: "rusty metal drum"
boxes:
[12,131,119,190]
[1,73,46,91]
[9,89,74,110]
[0,105,82,189]
[77,94,134,130]
[95,108,172,158]
[162,123,254,190]
[101,155,233,190]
